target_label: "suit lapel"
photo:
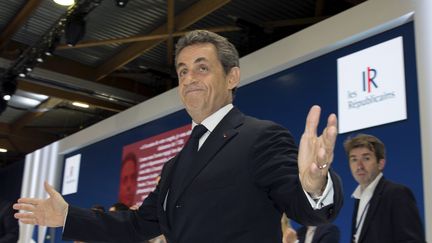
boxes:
[358,177,385,242]
[171,108,244,204]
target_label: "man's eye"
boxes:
[178,69,187,77]
[199,66,208,72]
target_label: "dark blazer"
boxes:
[297,224,340,243]
[64,108,343,243]
[351,177,425,243]
[0,200,19,243]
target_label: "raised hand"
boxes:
[13,182,69,227]
[298,105,338,195]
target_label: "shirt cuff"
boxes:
[303,172,334,210]
[62,205,69,232]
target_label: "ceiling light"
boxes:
[115,0,129,7]
[3,95,11,101]
[53,0,75,6]
[0,148,7,153]
[72,101,89,108]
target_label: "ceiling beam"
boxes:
[0,0,43,51]
[1,41,156,96]
[167,0,175,67]
[92,0,231,81]
[55,26,241,50]
[0,122,59,153]
[315,0,326,16]
[17,79,129,112]
[263,16,330,29]
[11,97,63,131]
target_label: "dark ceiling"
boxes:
[0,0,365,167]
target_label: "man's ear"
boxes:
[227,67,240,90]
[378,159,386,171]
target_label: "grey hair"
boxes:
[175,30,239,75]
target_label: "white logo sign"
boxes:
[62,154,81,195]
[337,36,407,133]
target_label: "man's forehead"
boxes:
[349,147,373,156]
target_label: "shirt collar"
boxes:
[352,172,383,199]
[192,104,234,132]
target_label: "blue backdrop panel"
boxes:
[56,22,422,243]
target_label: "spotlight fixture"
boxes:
[0,148,7,153]
[45,35,61,56]
[65,14,86,46]
[115,0,129,7]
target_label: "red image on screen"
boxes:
[120,124,191,206]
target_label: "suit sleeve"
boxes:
[251,123,343,226]
[0,202,19,243]
[318,224,340,243]
[63,185,162,243]
[391,186,425,242]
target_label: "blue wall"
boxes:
[57,22,422,243]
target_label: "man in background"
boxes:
[344,134,425,243]
[119,153,138,206]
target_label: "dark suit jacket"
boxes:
[64,108,343,243]
[297,224,340,243]
[0,200,19,243]
[351,177,425,243]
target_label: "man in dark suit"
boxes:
[296,224,340,243]
[14,30,342,243]
[344,134,425,243]
[0,199,19,243]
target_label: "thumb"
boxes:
[44,181,58,198]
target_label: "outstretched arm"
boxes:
[298,105,338,195]
[13,181,68,227]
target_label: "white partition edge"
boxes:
[32,0,429,241]
[414,0,432,241]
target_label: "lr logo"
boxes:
[362,67,378,93]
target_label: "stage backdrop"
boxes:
[58,22,423,243]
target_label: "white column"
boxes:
[414,0,432,242]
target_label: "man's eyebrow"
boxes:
[176,57,209,70]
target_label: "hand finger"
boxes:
[19,218,37,225]
[44,181,57,198]
[13,203,36,212]
[17,198,43,205]
[323,114,338,161]
[15,212,35,220]
[304,105,321,137]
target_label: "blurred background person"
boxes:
[344,134,425,243]
[108,202,129,212]
[119,153,138,207]
[0,198,19,243]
